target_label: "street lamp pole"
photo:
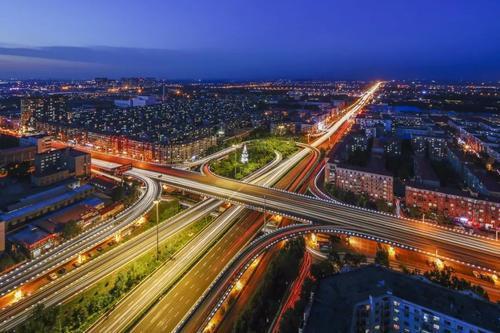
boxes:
[234,149,237,178]
[264,195,267,224]
[154,200,160,260]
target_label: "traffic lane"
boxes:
[87,199,231,333]
[131,210,265,333]
[216,244,280,333]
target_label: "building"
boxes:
[38,122,218,164]
[447,148,500,198]
[383,138,402,157]
[32,148,91,186]
[348,134,369,153]
[240,144,249,164]
[89,175,119,195]
[326,153,394,203]
[0,222,5,252]
[33,198,101,232]
[448,117,500,163]
[405,185,499,231]
[0,183,95,230]
[131,95,157,107]
[305,266,499,333]
[20,96,67,132]
[99,202,125,221]
[20,98,44,132]
[19,134,52,153]
[114,96,158,108]
[411,134,447,160]
[413,157,441,188]
[0,146,36,167]
[7,224,57,258]
[270,122,297,136]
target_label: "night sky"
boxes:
[0,0,499,80]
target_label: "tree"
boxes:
[375,246,389,267]
[310,261,335,279]
[344,252,367,267]
[62,220,82,240]
[111,185,126,202]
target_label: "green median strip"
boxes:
[11,214,213,333]
[123,210,248,333]
[211,138,298,180]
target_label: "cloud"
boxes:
[0,45,498,81]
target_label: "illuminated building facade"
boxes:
[405,185,499,231]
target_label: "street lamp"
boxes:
[263,195,267,224]
[154,199,160,261]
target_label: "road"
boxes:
[182,221,497,332]
[130,143,319,333]
[87,204,253,333]
[154,171,499,270]
[129,210,265,333]
[0,168,159,301]
[9,82,379,331]
[88,145,290,332]
[0,197,224,331]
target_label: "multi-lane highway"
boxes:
[180,224,393,332]
[120,83,499,274]
[87,202,249,333]
[0,197,225,331]
[0,169,158,301]
[91,142,311,332]
[130,143,320,333]
[153,170,499,271]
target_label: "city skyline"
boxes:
[1,0,499,80]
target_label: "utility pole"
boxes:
[264,195,267,224]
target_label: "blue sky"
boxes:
[0,0,499,80]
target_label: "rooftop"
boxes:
[7,224,54,248]
[306,266,500,333]
[336,153,392,177]
[0,184,94,223]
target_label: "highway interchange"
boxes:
[1,82,498,333]
[90,134,313,332]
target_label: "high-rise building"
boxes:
[20,98,44,132]
[20,96,68,133]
